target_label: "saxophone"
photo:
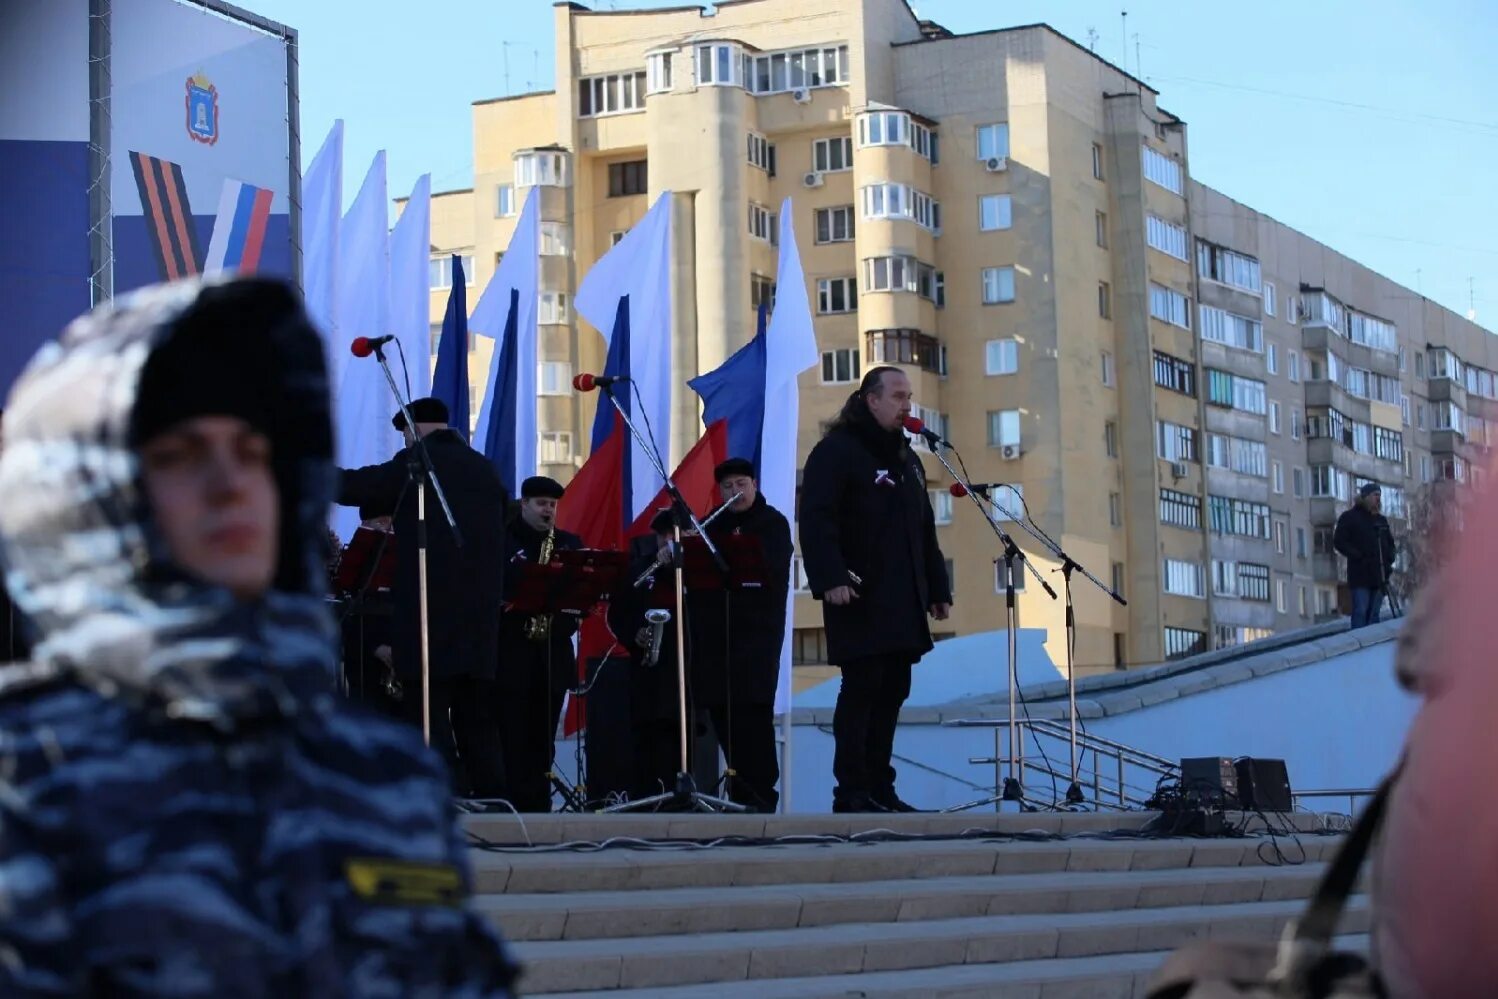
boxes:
[523,527,556,642]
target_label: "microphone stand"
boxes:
[369,341,463,746]
[981,489,1125,807]
[923,441,1055,812]
[593,384,744,814]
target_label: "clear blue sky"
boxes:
[249,0,1497,326]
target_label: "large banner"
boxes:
[110,0,295,295]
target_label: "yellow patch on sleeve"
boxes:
[345,857,465,907]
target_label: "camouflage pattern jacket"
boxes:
[0,277,518,996]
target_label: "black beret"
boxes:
[1359,482,1381,498]
[713,457,756,483]
[521,476,565,499]
[392,397,449,431]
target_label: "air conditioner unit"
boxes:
[791,87,812,104]
[1171,461,1188,479]
[802,171,824,189]
[1000,443,1022,461]
[984,156,1008,173]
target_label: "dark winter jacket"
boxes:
[1334,503,1396,590]
[607,534,682,722]
[0,276,517,996]
[338,430,510,683]
[799,411,952,665]
[499,517,583,695]
[687,493,793,706]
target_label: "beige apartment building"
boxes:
[423,0,1494,677]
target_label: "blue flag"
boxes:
[480,289,521,494]
[687,300,768,473]
[432,254,469,441]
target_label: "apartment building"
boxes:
[423,0,1493,676]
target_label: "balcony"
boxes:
[865,328,945,375]
[1305,438,1390,482]
[1427,377,1467,406]
[1430,428,1463,454]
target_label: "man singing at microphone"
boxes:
[799,366,952,813]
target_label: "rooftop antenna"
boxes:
[1134,33,1142,84]
[502,41,512,96]
[1416,268,1423,297]
[1120,11,1128,73]
[1469,277,1477,322]
[1087,27,1099,53]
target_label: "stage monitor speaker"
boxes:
[1234,757,1293,813]
[1179,757,1239,808]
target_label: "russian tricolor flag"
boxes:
[203,178,274,275]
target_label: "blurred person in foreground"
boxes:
[0,276,517,995]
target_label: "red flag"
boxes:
[625,420,730,538]
[555,421,627,550]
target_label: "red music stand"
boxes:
[682,534,769,591]
[334,527,398,593]
[506,549,630,618]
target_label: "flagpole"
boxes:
[779,709,791,813]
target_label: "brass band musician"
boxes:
[496,476,582,811]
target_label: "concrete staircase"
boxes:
[465,812,1366,997]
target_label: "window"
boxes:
[812,136,853,173]
[1420,455,1432,483]
[495,184,515,218]
[858,110,909,147]
[987,409,1021,448]
[1205,433,1267,477]
[977,123,1010,160]
[1416,403,1425,430]
[538,431,572,464]
[988,484,1024,522]
[1274,520,1287,554]
[1238,563,1271,602]
[1292,466,1305,498]
[1159,488,1201,529]
[748,202,777,244]
[1310,464,1351,501]
[1211,559,1238,597]
[1269,401,1281,435]
[982,266,1016,304]
[609,230,626,246]
[1291,407,1302,440]
[1207,496,1271,539]
[1415,351,1426,377]
[1298,585,1309,617]
[1109,492,1122,527]
[1098,281,1111,319]
[1433,401,1467,435]
[1101,351,1115,387]
[750,273,776,313]
[429,254,475,290]
[1272,460,1284,494]
[1095,210,1108,248]
[646,50,674,94]
[1165,627,1206,660]
[820,348,859,385]
[1348,311,1398,353]
[1264,282,1277,317]
[608,160,648,198]
[514,150,567,187]
[862,182,936,229]
[1142,145,1183,194]
[1205,369,1267,415]
[1111,562,1126,598]
[747,132,775,173]
[1149,283,1191,328]
[994,561,1027,592]
[1296,527,1307,558]
[1146,215,1189,260]
[1196,240,1262,293]
[1163,559,1205,598]
[579,71,647,117]
[1288,350,1300,382]
[1156,421,1198,463]
[814,206,855,244]
[863,256,916,293]
[866,329,944,374]
[1105,420,1118,457]
[930,489,953,525]
[1092,142,1105,180]
[1275,579,1287,613]
[1374,427,1404,463]
[910,121,939,164]
[985,338,1018,375]
[1267,343,1279,375]
[817,276,856,314]
[934,271,946,309]
[791,626,827,663]
[746,44,849,95]
[1153,350,1196,395]
[1199,304,1263,352]
[539,222,569,257]
[695,42,743,86]
[538,361,572,396]
[538,291,569,324]
[979,194,1012,232]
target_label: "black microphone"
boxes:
[350,335,396,357]
[572,373,630,391]
[902,416,951,448]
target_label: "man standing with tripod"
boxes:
[1334,482,1396,628]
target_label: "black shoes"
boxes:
[831,792,890,813]
[872,790,923,813]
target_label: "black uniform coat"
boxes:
[799,412,952,666]
[607,535,682,723]
[337,429,509,682]
[1333,504,1396,590]
[499,517,583,695]
[687,494,792,706]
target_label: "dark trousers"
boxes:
[632,719,680,801]
[1350,587,1384,629]
[496,671,568,813]
[832,655,913,799]
[708,702,779,811]
[405,675,506,799]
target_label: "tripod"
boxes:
[364,341,462,746]
[596,383,745,814]
[923,444,1057,813]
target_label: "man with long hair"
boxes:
[799,366,952,812]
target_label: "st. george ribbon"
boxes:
[348,334,462,746]
[908,414,1126,809]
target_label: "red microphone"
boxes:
[350,335,395,357]
[902,415,925,435]
[948,482,969,498]
[572,373,629,392]
[903,415,951,448]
